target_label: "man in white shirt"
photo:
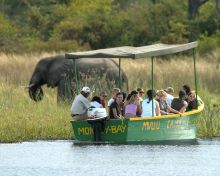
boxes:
[164,87,174,106]
[107,88,120,107]
[71,86,91,121]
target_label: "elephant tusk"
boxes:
[22,83,35,89]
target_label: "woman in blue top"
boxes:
[141,89,160,117]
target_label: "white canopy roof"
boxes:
[65,42,198,59]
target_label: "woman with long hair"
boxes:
[141,89,160,117]
[124,91,141,118]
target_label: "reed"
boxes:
[122,57,220,94]
[0,52,59,85]
[197,90,220,137]
[1,52,220,93]
[0,52,220,142]
[0,82,72,143]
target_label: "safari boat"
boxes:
[65,41,204,144]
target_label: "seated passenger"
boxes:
[171,90,188,113]
[124,91,140,118]
[186,91,200,111]
[183,84,202,102]
[108,88,120,107]
[164,87,174,106]
[90,96,103,108]
[120,92,127,115]
[141,89,161,117]
[109,92,124,119]
[183,84,191,97]
[99,92,107,108]
[70,86,91,121]
[156,90,181,115]
[137,88,145,102]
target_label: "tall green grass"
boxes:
[0,52,220,142]
[0,82,72,143]
[197,90,220,137]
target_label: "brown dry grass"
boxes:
[1,52,220,93]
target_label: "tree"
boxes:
[188,0,209,19]
[52,0,115,49]
[0,12,18,52]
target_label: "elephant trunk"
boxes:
[28,84,44,101]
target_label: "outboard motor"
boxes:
[87,108,108,142]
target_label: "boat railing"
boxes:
[70,100,204,123]
[130,100,204,121]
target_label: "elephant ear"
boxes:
[47,59,72,88]
[29,86,44,101]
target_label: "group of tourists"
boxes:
[70,85,200,121]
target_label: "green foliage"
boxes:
[198,31,220,54]
[0,0,220,53]
[52,0,114,49]
[189,1,220,41]
[0,13,19,52]
[197,91,220,137]
[197,1,220,36]
[161,20,189,44]
[0,83,72,143]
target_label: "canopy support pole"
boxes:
[73,59,79,94]
[193,48,198,108]
[151,57,154,117]
[119,58,121,89]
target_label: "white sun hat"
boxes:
[81,86,90,93]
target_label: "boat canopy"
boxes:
[65,41,199,109]
[65,42,198,59]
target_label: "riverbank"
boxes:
[0,53,220,142]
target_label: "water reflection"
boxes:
[0,139,219,176]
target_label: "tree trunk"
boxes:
[188,0,209,19]
[216,0,220,9]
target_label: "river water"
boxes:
[0,139,219,176]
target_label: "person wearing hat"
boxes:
[137,88,144,102]
[71,86,91,121]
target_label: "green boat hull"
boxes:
[71,103,204,144]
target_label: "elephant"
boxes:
[28,55,128,103]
